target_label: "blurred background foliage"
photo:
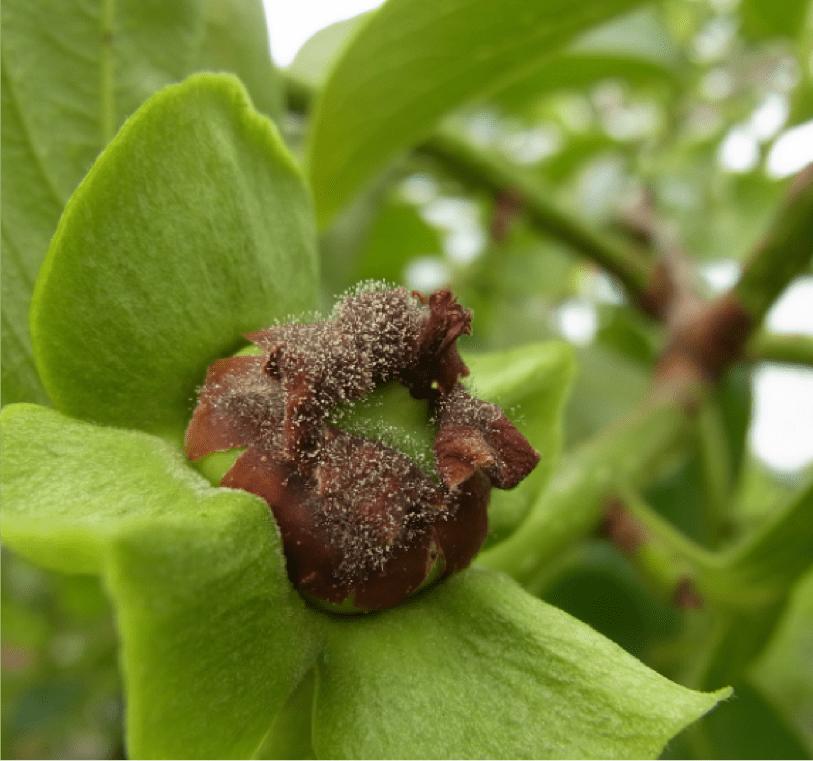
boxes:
[3,0,813,757]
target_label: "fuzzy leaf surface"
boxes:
[313,568,729,759]
[0,403,324,759]
[30,73,318,443]
[1,0,280,406]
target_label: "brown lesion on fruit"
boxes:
[185,285,539,612]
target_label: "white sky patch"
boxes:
[445,228,486,264]
[767,119,813,178]
[555,299,598,346]
[399,174,438,205]
[750,93,788,141]
[700,259,741,294]
[421,197,486,264]
[765,277,813,336]
[264,0,383,66]
[751,278,813,473]
[403,257,450,292]
[718,126,760,172]
[501,125,562,164]
[579,269,625,305]
[718,94,789,174]
[751,366,813,473]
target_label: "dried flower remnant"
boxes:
[185,285,540,611]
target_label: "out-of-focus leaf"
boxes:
[538,133,615,182]
[751,567,813,754]
[564,343,649,448]
[692,680,810,759]
[734,457,796,528]
[594,305,659,365]
[313,568,729,759]
[652,146,789,264]
[0,403,324,759]
[319,172,395,298]
[352,197,443,285]
[195,0,283,119]
[740,0,811,41]
[308,0,650,225]
[1,555,123,760]
[644,455,708,542]
[786,83,813,129]
[543,541,682,658]
[0,0,281,407]
[287,14,370,86]
[711,478,813,607]
[457,232,574,350]
[30,74,318,443]
[713,367,753,487]
[491,6,684,112]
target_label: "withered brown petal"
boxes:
[243,327,282,353]
[434,422,497,490]
[247,325,372,462]
[404,289,472,394]
[434,387,540,490]
[184,355,276,461]
[479,414,541,489]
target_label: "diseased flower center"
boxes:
[184,285,539,612]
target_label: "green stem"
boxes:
[477,391,693,584]
[695,400,733,546]
[706,476,813,608]
[682,601,788,691]
[619,485,720,575]
[419,129,654,303]
[616,484,810,689]
[747,330,813,368]
[731,164,813,326]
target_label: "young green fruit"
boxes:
[185,286,539,612]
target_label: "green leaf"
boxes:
[0,403,324,759]
[30,73,318,442]
[564,344,649,448]
[463,342,576,545]
[490,6,684,112]
[711,476,813,608]
[258,669,318,760]
[195,0,284,120]
[740,0,810,41]
[751,568,813,754]
[351,197,444,285]
[693,680,810,759]
[287,14,371,86]
[1,0,281,407]
[307,0,648,225]
[313,568,729,759]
